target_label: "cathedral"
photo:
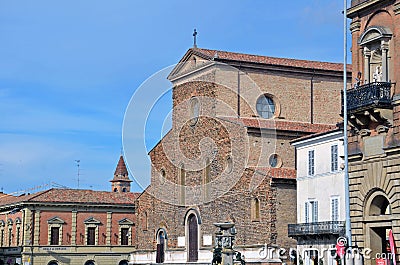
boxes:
[130,48,349,264]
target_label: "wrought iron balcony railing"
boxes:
[343,82,392,114]
[288,221,345,237]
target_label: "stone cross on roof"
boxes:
[193,29,197,48]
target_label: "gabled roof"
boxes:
[169,48,351,80]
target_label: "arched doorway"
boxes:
[365,191,393,263]
[187,214,198,262]
[118,260,129,265]
[156,229,166,263]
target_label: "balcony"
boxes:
[343,82,392,115]
[288,221,345,238]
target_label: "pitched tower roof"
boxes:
[111,155,131,183]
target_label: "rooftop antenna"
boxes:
[75,160,80,189]
[193,29,197,48]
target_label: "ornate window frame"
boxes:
[359,26,392,83]
[15,217,21,246]
[47,217,65,245]
[118,218,134,245]
[7,218,13,246]
[84,217,101,245]
[0,220,5,247]
[256,93,280,119]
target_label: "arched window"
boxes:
[359,26,392,83]
[225,155,233,173]
[190,97,200,125]
[256,95,275,119]
[143,212,148,231]
[203,158,211,200]
[369,195,391,216]
[48,261,59,265]
[118,261,129,265]
[251,198,260,221]
[160,169,166,185]
[180,164,186,204]
[84,261,96,265]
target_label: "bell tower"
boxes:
[110,155,132,192]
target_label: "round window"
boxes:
[269,154,281,168]
[256,95,275,119]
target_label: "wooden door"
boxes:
[188,214,198,262]
[87,227,95,245]
[156,231,165,263]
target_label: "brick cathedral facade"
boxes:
[132,48,350,264]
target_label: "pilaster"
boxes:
[71,211,77,246]
[107,211,112,245]
[33,210,40,245]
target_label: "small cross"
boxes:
[193,29,197,48]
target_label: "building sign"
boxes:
[4,247,21,254]
[41,247,70,252]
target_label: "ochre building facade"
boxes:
[346,1,400,264]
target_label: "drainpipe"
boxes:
[343,0,352,248]
[311,69,315,124]
[237,66,241,118]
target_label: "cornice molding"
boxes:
[394,2,400,15]
[348,0,386,18]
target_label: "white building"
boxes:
[289,128,345,265]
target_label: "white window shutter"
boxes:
[305,201,309,223]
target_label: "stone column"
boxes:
[381,41,389,82]
[364,47,371,83]
[71,211,77,246]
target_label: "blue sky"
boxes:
[0,0,351,194]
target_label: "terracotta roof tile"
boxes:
[0,189,139,207]
[251,167,297,179]
[192,48,352,72]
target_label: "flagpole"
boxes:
[343,0,352,247]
